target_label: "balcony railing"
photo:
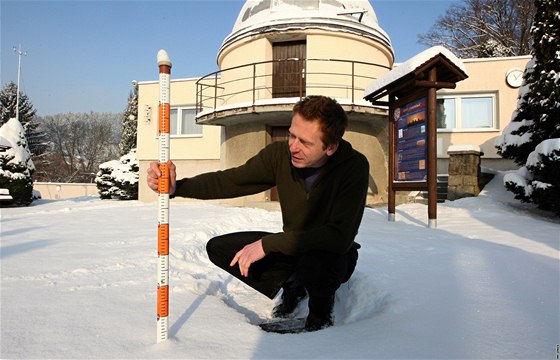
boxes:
[195,58,390,116]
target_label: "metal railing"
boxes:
[195,58,391,116]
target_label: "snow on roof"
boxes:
[364,46,468,99]
[221,0,391,50]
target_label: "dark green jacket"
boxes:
[174,139,369,256]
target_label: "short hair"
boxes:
[292,96,348,148]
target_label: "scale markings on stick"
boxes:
[156,49,172,343]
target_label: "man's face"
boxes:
[288,113,338,169]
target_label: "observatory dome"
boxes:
[220,0,392,53]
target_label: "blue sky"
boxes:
[1,0,456,116]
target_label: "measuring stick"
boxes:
[156,49,172,343]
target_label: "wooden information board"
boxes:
[364,48,468,228]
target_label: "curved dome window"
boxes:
[241,0,271,22]
[281,0,319,10]
[241,0,351,22]
[321,0,346,8]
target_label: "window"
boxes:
[437,94,496,131]
[170,107,202,136]
[275,0,319,10]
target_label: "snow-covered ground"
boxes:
[1,172,558,359]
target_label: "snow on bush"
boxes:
[95,148,138,200]
[504,138,560,214]
[0,118,35,206]
[495,118,534,154]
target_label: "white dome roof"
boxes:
[221,0,392,51]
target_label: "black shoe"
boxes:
[272,282,307,318]
[304,295,334,332]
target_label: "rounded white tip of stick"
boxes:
[157,49,172,67]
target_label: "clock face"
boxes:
[506,69,523,88]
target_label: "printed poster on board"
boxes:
[395,97,427,182]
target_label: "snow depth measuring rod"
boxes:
[156,49,172,343]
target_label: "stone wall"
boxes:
[447,145,483,201]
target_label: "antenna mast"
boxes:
[12,44,27,122]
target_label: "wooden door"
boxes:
[272,41,306,98]
[270,127,290,201]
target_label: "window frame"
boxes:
[169,105,203,138]
[436,92,498,133]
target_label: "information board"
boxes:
[395,97,427,182]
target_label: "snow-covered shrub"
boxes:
[95,149,138,200]
[0,118,35,206]
[505,139,560,215]
[496,0,560,215]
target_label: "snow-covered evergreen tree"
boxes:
[495,0,560,215]
[119,87,138,156]
[0,118,35,206]
[0,81,46,157]
[97,86,139,200]
[95,149,138,200]
[495,59,538,164]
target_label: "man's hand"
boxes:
[230,239,266,277]
[146,160,177,195]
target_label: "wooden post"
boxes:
[427,67,438,228]
[388,94,396,221]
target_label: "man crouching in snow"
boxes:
[147,95,369,332]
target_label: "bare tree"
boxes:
[418,0,535,58]
[34,112,121,182]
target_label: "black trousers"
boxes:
[206,231,358,300]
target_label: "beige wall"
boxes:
[344,120,389,205]
[218,122,271,206]
[216,37,272,105]
[306,31,393,72]
[137,78,223,202]
[136,78,222,162]
[306,31,392,101]
[34,182,98,200]
[214,30,393,106]
[436,56,531,167]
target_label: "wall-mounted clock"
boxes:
[506,68,523,88]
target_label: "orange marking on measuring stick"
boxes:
[157,224,169,255]
[157,285,169,317]
[158,163,169,194]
